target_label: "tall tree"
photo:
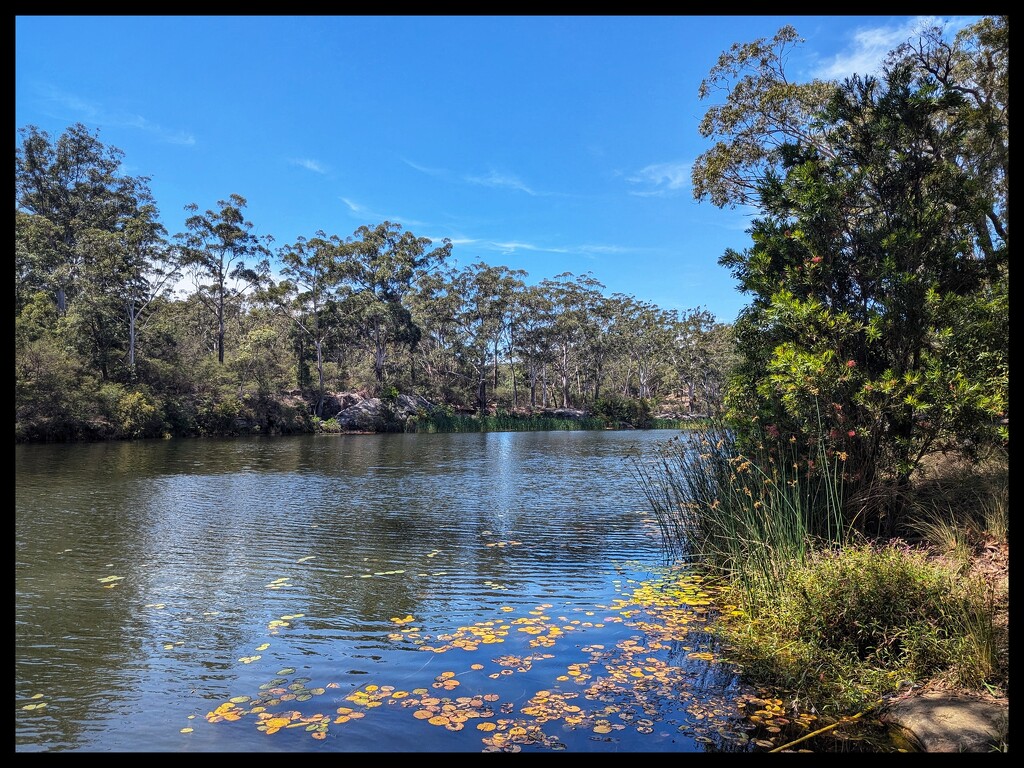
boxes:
[670,307,735,415]
[511,284,554,409]
[15,123,146,316]
[16,124,174,382]
[426,262,527,413]
[339,221,451,392]
[258,232,346,417]
[177,194,271,364]
[691,26,836,210]
[699,19,1008,525]
[541,272,606,408]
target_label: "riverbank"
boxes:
[15,388,702,443]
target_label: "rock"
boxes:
[332,392,437,431]
[880,691,1009,752]
[334,397,385,431]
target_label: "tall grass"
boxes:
[411,412,608,433]
[633,418,1008,714]
[632,415,853,609]
[410,411,694,433]
[715,542,1002,714]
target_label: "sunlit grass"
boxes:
[713,542,1001,715]
[635,424,1008,718]
[633,416,851,611]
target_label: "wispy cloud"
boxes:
[292,158,327,174]
[465,170,540,196]
[813,16,978,79]
[574,244,634,255]
[489,240,569,254]
[405,158,555,197]
[625,161,690,197]
[36,84,196,145]
[341,197,368,214]
[402,158,450,179]
[339,196,424,228]
[123,114,195,146]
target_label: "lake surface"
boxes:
[15,430,882,753]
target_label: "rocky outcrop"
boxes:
[330,392,436,432]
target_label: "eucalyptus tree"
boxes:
[431,262,528,412]
[119,202,178,379]
[67,192,174,382]
[540,272,607,408]
[15,124,176,382]
[670,307,735,415]
[512,284,555,408]
[338,221,452,392]
[691,26,837,210]
[478,263,528,408]
[258,232,347,416]
[613,298,678,401]
[411,268,463,400]
[582,290,622,404]
[176,194,271,365]
[15,123,149,317]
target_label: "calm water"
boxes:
[15,430,854,753]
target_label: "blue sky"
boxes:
[15,15,979,324]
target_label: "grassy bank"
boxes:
[634,422,1009,719]
[407,411,692,433]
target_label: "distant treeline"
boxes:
[15,125,735,442]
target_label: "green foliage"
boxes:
[634,416,850,606]
[592,395,654,429]
[98,383,166,439]
[15,335,96,442]
[715,542,1000,713]
[412,411,607,434]
[13,126,736,441]
[313,417,342,434]
[196,394,244,436]
[704,21,1009,534]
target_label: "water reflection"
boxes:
[16,431,899,753]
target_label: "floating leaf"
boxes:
[297,556,316,563]
[278,668,296,675]
[30,694,44,700]
[255,643,270,651]
[229,696,250,704]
